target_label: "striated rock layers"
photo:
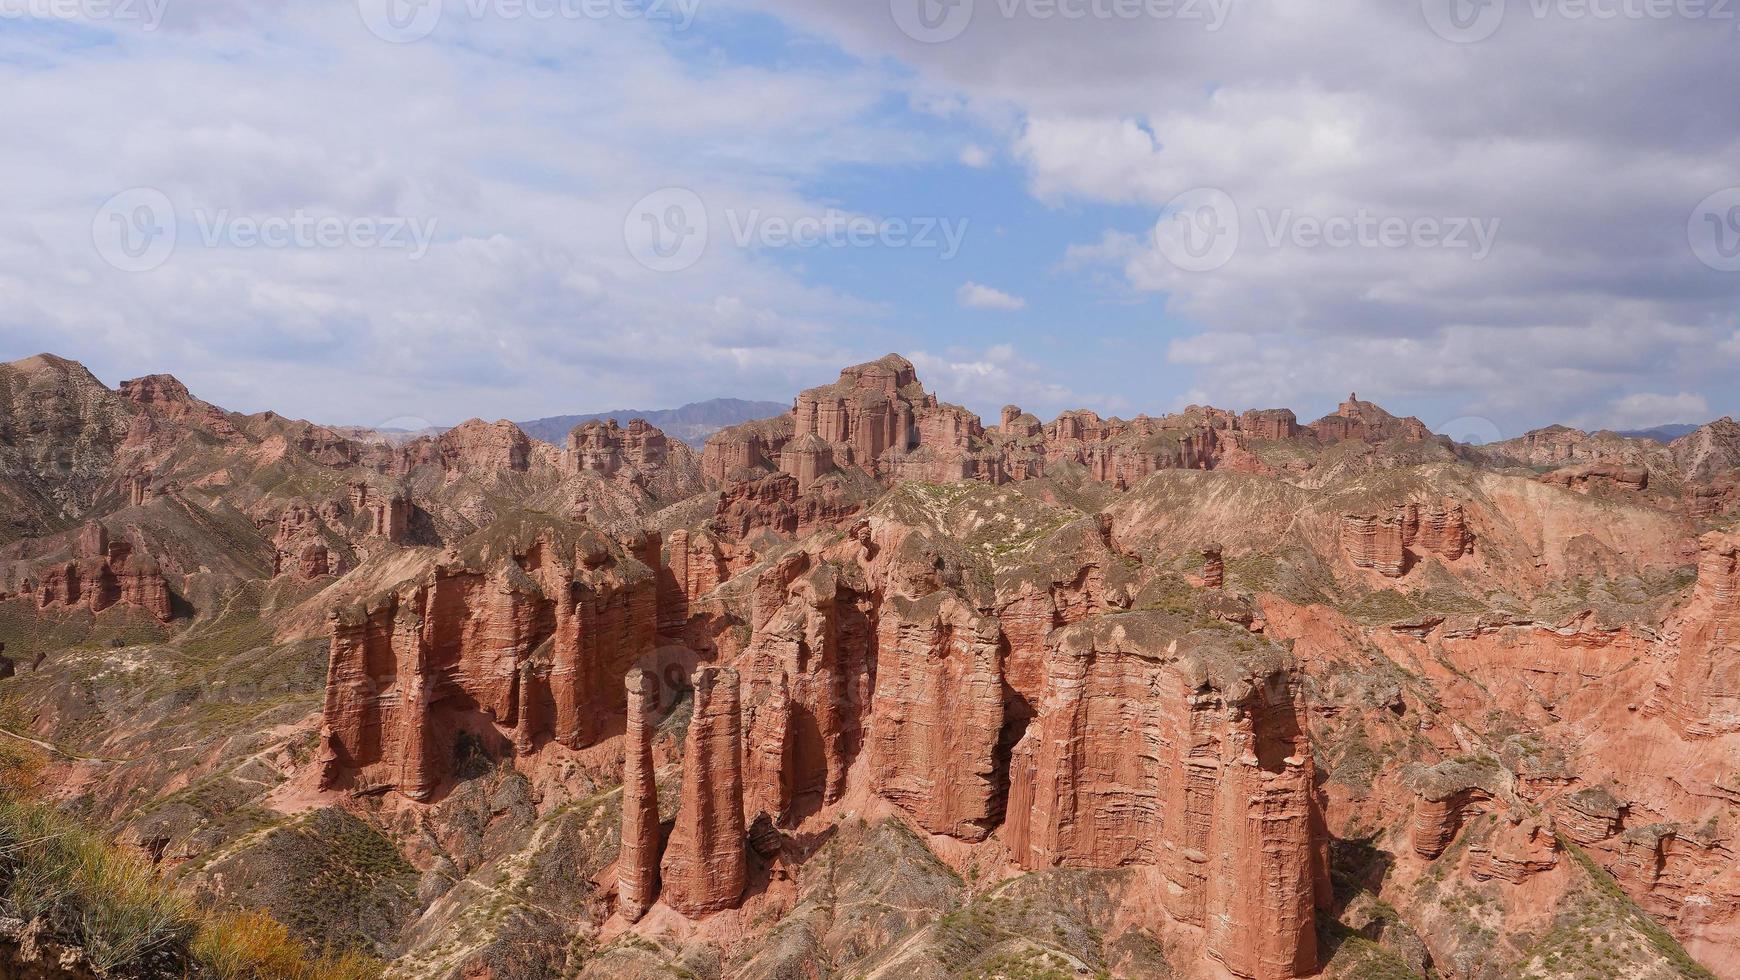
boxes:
[868,592,1006,841]
[700,357,1435,505]
[317,524,658,799]
[1342,499,1472,577]
[618,668,662,922]
[6,522,173,622]
[1658,531,1740,737]
[658,666,748,915]
[1004,611,1328,980]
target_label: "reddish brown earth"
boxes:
[1,351,1738,979]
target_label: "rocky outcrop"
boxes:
[1341,513,1410,578]
[567,419,669,478]
[1417,501,1473,560]
[21,522,174,622]
[1343,500,1471,575]
[619,668,662,922]
[1541,461,1650,494]
[1410,758,1503,858]
[868,592,1006,842]
[1555,787,1625,845]
[1004,611,1326,980]
[659,666,747,916]
[1308,393,1433,444]
[1468,813,1561,883]
[396,420,542,475]
[352,482,411,543]
[1658,531,1740,737]
[317,526,657,798]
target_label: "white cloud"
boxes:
[1583,393,1711,432]
[957,281,1028,311]
[959,144,992,168]
[738,0,1740,429]
[909,345,1076,417]
[0,6,931,424]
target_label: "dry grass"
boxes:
[194,909,385,980]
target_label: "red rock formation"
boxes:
[1308,394,1433,444]
[1201,544,1225,589]
[776,433,835,491]
[318,528,657,798]
[1410,758,1502,858]
[618,668,661,922]
[1468,813,1561,883]
[868,592,1005,841]
[1417,501,1473,560]
[1658,531,1740,737]
[1341,513,1410,577]
[396,420,539,475]
[567,419,670,478]
[1541,462,1650,494]
[1242,408,1300,441]
[659,666,748,916]
[1003,613,1326,979]
[350,483,412,543]
[1554,787,1626,845]
[26,523,173,622]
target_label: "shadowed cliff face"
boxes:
[3,352,1738,980]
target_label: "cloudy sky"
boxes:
[2,0,1738,438]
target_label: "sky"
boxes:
[2,0,1738,441]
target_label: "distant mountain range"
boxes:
[517,397,788,448]
[1614,423,1703,443]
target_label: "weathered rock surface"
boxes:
[318,522,657,798]
[658,666,747,915]
[1658,531,1740,737]
[618,668,662,922]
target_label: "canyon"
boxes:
[0,351,1736,979]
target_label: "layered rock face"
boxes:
[394,419,543,475]
[658,666,748,915]
[566,419,669,478]
[317,526,657,798]
[701,359,1439,505]
[1342,499,1472,576]
[1658,532,1740,737]
[1308,393,1433,444]
[867,593,1006,841]
[618,668,662,922]
[10,522,174,621]
[1006,612,1326,980]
